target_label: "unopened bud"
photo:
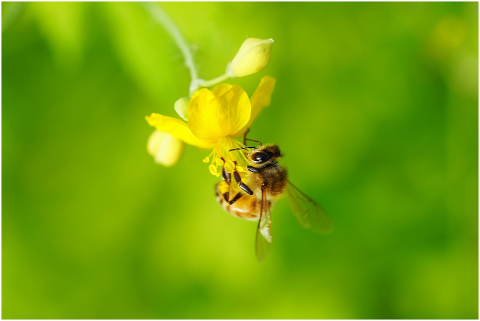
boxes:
[147,130,184,167]
[174,97,190,121]
[227,38,274,78]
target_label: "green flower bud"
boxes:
[147,130,184,167]
[227,38,274,78]
[174,97,190,121]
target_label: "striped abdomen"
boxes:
[215,182,268,221]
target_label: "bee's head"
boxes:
[230,144,282,165]
[248,144,282,164]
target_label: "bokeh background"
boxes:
[2,2,478,319]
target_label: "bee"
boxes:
[215,138,333,262]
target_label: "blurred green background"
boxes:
[2,2,478,319]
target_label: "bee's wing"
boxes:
[287,181,333,234]
[255,188,272,262]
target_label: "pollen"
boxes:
[203,136,249,177]
[224,160,235,173]
[219,181,230,194]
[209,164,220,177]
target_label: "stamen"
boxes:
[225,160,235,173]
[203,136,248,177]
[219,181,229,194]
[209,164,217,175]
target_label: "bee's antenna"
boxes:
[229,146,255,152]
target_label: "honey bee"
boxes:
[215,138,333,262]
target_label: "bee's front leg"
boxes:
[221,160,253,205]
[222,165,231,183]
[220,158,232,202]
[227,192,242,205]
[243,129,263,147]
[220,159,248,204]
[242,128,250,145]
[233,170,253,195]
[247,165,260,173]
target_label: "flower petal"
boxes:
[233,76,276,138]
[188,84,251,140]
[146,113,215,148]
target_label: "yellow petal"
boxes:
[188,84,251,140]
[146,113,216,148]
[233,76,276,137]
[147,130,184,167]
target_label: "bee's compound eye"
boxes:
[251,152,270,164]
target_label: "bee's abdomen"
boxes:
[215,183,262,221]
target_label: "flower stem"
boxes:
[141,2,200,95]
[197,73,231,88]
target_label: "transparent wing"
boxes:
[255,188,272,262]
[287,181,333,234]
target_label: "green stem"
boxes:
[197,73,230,88]
[141,2,200,95]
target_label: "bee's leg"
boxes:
[247,165,260,173]
[222,165,231,184]
[227,192,242,205]
[220,159,233,202]
[221,160,253,204]
[233,169,254,195]
[220,176,243,205]
[232,161,254,195]
[242,128,262,146]
[221,191,230,203]
[242,128,250,145]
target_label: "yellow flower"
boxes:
[227,38,274,78]
[146,76,276,176]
